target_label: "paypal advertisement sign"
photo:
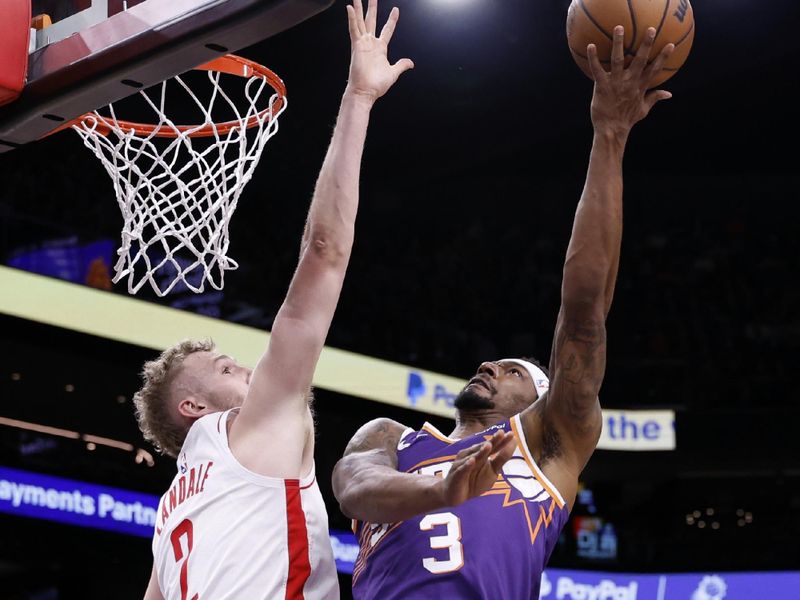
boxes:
[407,371,676,450]
[406,370,461,417]
[0,465,159,537]
[539,568,800,599]
[598,410,676,451]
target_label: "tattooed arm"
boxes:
[520,27,675,508]
[332,419,515,523]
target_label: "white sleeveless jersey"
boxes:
[152,410,339,600]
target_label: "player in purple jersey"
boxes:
[332,26,676,599]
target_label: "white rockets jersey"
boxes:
[152,410,339,600]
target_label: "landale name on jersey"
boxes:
[155,460,214,535]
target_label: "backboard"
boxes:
[0,0,333,152]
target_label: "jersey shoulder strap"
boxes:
[397,421,459,450]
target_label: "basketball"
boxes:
[566,0,695,87]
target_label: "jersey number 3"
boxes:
[170,519,199,600]
[420,512,463,574]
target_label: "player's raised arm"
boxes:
[229,0,414,477]
[521,28,675,503]
[333,419,516,523]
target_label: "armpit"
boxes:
[539,419,564,465]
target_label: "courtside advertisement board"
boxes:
[2,466,797,593]
[538,568,800,600]
[0,464,368,572]
[0,465,158,537]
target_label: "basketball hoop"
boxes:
[71,54,287,296]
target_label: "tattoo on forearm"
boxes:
[553,315,607,422]
[558,317,606,384]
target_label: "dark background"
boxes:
[1,0,799,598]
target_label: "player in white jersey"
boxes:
[133,2,414,598]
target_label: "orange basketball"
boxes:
[566,0,695,87]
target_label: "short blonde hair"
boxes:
[133,339,215,458]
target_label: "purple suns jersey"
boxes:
[352,414,570,599]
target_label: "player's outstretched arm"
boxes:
[333,419,515,523]
[522,27,675,503]
[229,0,414,477]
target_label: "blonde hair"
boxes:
[133,339,215,458]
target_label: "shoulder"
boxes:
[182,411,223,443]
[196,410,232,438]
[178,410,232,457]
[343,418,410,456]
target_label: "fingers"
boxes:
[491,430,515,451]
[452,431,514,474]
[610,25,625,78]
[643,43,675,86]
[351,0,366,35]
[365,0,378,35]
[454,440,488,462]
[392,58,415,77]
[379,6,400,43]
[630,27,656,76]
[449,445,483,482]
[586,44,606,83]
[473,441,494,464]
[346,5,359,42]
[449,455,476,476]
[644,89,673,112]
[489,434,516,473]
[487,429,510,450]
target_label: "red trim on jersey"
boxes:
[300,475,316,490]
[284,480,311,599]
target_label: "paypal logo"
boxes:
[692,575,727,600]
[433,384,457,407]
[538,568,796,600]
[406,372,459,408]
[407,372,426,406]
[555,578,637,600]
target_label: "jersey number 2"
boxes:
[420,512,464,574]
[170,519,199,600]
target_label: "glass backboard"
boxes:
[0,0,333,151]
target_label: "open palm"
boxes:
[588,26,674,136]
[441,431,516,507]
[346,0,413,101]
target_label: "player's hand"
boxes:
[587,26,675,138]
[345,0,414,103]
[439,430,516,507]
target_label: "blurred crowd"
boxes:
[1,139,797,413]
[2,135,798,578]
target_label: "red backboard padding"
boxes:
[0,0,32,107]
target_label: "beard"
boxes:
[454,385,496,410]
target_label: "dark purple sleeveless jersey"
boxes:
[352,414,569,599]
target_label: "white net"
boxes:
[73,58,286,296]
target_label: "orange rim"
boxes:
[67,54,286,138]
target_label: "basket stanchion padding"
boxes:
[0,0,32,107]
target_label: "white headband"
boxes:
[500,359,550,398]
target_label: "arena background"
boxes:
[1,0,799,598]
